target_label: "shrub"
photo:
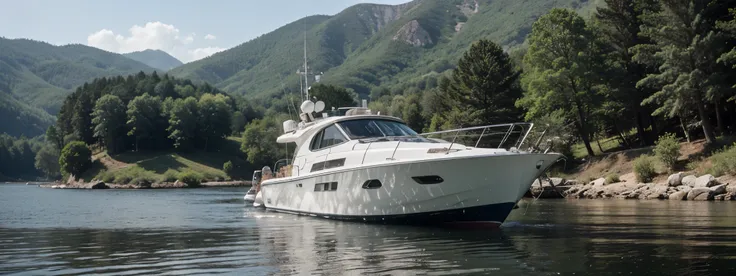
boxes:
[653,133,680,172]
[605,173,620,184]
[708,143,736,177]
[161,169,179,182]
[100,171,115,183]
[59,141,92,177]
[633,155,657,183]
[223,161,234,179]
[178,170,203,187]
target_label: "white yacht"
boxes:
[253,99,562,227]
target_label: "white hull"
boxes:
[244,186,257,202]
[260,152,560,226]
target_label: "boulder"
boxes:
[693,192,713,201]
[695,174,717,187]
[667,172,684,187]
[590,177,606,187]
[687,187,713,201]
[710,184,728,195]
[88,181,109,189]
[726,185,736,195]
[676,185,692,193]
[682,175,698,187]
[668,190,687,200]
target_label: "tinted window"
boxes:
[338,119,418,139]
[310,125,348,150]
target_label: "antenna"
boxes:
[303,31,309,100]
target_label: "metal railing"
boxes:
[418,123,536,152]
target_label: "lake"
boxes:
[2,183,736,275]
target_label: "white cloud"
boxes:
[87,22,225,63]
[188,46,226,61]
[204,34,216,40]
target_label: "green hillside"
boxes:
[124,49,183,71]
[0,38,156,137]
[169,0,601,100]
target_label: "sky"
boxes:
[0,0,409,63]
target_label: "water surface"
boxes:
[2,183,736,275]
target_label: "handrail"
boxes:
[418,122,535,150]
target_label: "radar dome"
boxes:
[300,100,315,113]
[314,101,325,112]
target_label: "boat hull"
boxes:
[261,152,561,226]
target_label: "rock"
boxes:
[695,174,717,187]
[88,181,108,189]
[676,185,692,193]
[590,177,606,187]
[667,172,684,186]
[682,175,697,187]
[135,179,152,189]
[714,194,727,201]
[693,192,713,201]
[726,185,736,195]
[669,190,687,200]
[725,192,736,200]
[710,184,728,195]
[687,187,713,200]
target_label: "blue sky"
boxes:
[0,0,409,62]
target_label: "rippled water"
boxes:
[2,183,736,275]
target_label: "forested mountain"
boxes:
[0,37,156,137]
[124,49,183,71]
[169,0,600,100]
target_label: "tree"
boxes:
[127,93,165,151]
[594,0,658,145]
[444,39,523,125]
[634,0,729,144]
[59,141,91,178]
[223,160,234,179]
[517,8,606,157]
[91,95,127,153]
[167,97,200,150]
[198,93,232,151]
[717,8,736,89]
[309,84,356,110]
[45,125,64,153]
[72,95,94,144]
[231,111,246,135]
[241,118,284,166]
[35,145,60,179]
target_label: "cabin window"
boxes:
[314,182,338,192]
[412,175,444,185]
[338,119,435,143]
[310,125,348,151]
[311,158,346,172]
[362,179,382,189]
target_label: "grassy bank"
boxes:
[75,137,257,187]
[557,135,736,184]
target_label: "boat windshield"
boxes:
[337,119,436,143]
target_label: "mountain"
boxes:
[0,93,54,137]
[124,49,183,71]
[169,0,601,100]
[0,37,156,137]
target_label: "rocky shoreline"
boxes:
[528,172,736,201]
